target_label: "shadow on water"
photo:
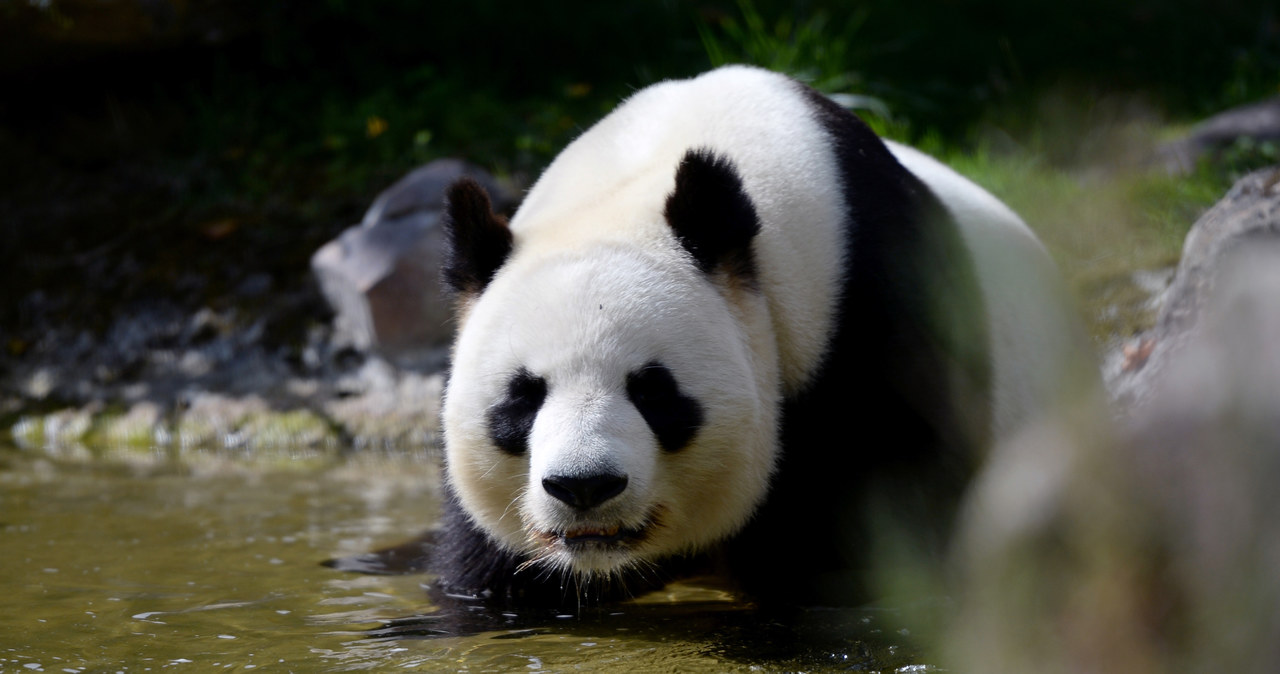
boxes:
[0,439,934,672]
[351,597,931,672]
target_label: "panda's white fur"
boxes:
[437,65,1084,604]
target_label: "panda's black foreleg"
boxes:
[321,529,437,575]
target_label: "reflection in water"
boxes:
[0,441,931,671]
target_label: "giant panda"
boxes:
[433,65,1086,607]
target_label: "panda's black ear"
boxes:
[442,178,513,295]
[663,148,761,279]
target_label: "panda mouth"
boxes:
[533,513,657,550]
[559,523,646,546]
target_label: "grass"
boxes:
[916,100,1280,343]
[955,153,1217,342]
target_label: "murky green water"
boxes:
[0,440,933,672]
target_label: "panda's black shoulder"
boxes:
[793,84,943,233]
[785,80,990,453]
[727,82,993,605]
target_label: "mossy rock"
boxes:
[87,402,165,450]
[11,408,94,449]
[173,393,267,449]
[237,409,342,451]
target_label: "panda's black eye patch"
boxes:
[626,362,703,452]
[487,369,547,456]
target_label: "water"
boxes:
[0,441,931,672]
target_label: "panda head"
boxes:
[440,149,780,582]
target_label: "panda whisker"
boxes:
[497,485,528,524]
[514,555,546,576]
[478,458,505,480]
[629,555,659,579]
[514,542,561,579]
[619,557,660,599]
[566,571,583,613]
[541,561,565,584]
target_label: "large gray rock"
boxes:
[1157,97,1280,174]
[311,159,512,363]
[1108,165,1280,407]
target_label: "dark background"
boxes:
[1,0,1276,368]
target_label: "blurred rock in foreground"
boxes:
[951,168,1280,673]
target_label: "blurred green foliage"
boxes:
[7,0,1276,199]
[699,0,873,96]
[699,0,1279,132]
[1,0,1278,343]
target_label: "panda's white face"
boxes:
[442,244,778,579]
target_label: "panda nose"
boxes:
[542,472,628,510]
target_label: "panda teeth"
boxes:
[563,524,623,540]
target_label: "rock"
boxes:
[324,364,445,450]
[12,407,94,450]
[237,408,341,450]
[311,159,513,364]
[949,193,1280,674]
[174,392,271,449]
[93,401,165,448]
[360,159,511,228]
[1108,165,1280,408]
[175,392,340,452]
[1157,168,1280,335]
[1156,97,1280,174]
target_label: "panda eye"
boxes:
[626,362,704,453]
[487,369,547,456]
